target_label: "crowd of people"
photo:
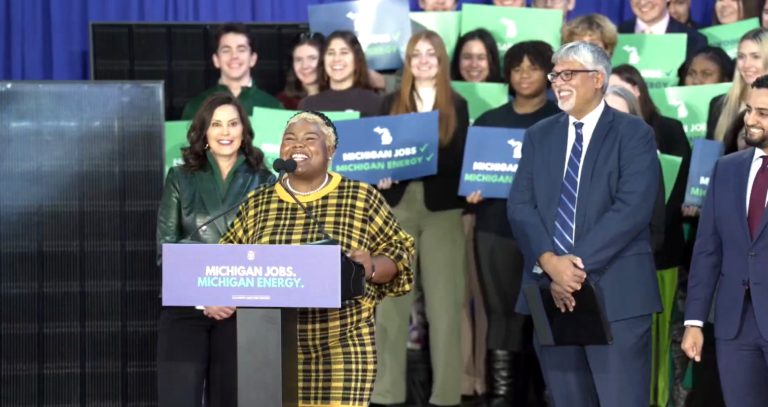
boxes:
[156,1,768,406]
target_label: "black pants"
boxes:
[156,307,238,407]
[475,231,526,351]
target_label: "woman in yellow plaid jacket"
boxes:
[220,111,415,407]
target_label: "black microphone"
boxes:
[181,159,288,241]
[278,162,366,300]
[278,158,335,243]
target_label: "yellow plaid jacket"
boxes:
[220,173,415,406]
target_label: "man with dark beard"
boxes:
[682,74,768,407]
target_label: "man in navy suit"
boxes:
[618,0,708,59]
[682,75,768,407]
[507,41,661,407]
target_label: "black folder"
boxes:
[309,239,366,300]
[523,281,612,346]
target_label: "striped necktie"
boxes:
[554,121,584,255]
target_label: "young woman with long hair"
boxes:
[371,30,469,407]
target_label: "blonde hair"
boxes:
[285,111,337,148]
[390,31,456,147]
[713,28,768,141]
[562,14,618,56]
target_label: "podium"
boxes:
[162,243,350,407]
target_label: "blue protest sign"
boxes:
[332,112,439,184]
[459,126,525,199]
[684,139,724,206]
[308,0,411,70]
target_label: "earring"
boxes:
[205,143,209,149]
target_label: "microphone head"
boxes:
[272,158,286,172]
[284,159,298,173]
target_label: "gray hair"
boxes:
[605,85,641,116]
[553,41,611,92]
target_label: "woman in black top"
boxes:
[451,28,503,83]
[371,30,469,407]
[469,40,559,406]
[298,31,382,117]
[156,94,274,407]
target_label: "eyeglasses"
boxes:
[547,69,597,83]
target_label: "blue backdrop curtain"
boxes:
[1,0,716,81]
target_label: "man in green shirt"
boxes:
[181,23,283,120]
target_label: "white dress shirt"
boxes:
[531,100,606,275]
[564,100,605,180]
[635,12,670,34]
[685,148,768,328]
[415,86,436,113]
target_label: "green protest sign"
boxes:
[700,18,759,58]
[649,83,732,143]
[165,121,191,176]
[411,11,461,60]
[460,4,562,56]
[612,34,687,91]
[252,107,360,170]
[658,153,682,203]
[451,81,508,122]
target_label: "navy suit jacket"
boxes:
[618,17,708,59]
[686,148,768,340]
[507,105,662,322]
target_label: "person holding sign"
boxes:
[668,0,700,28]
[468,40,560,406]
[619,0,708,59]
[708,28,768,142]
[451,29,503,83]
[181,23,283,120]
[156,94,276,407]
[299,31,383,117]
[372,30,469,407]
[220,111,415,407]
[450,26,503,399]
[508,41,661,407]
[678,46,735,86]
[277,33,324,110]
[682,74,768,407]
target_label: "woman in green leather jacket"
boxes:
[155,93,275,407]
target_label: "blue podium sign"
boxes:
[332,112,439,184]
[459,126,525,199]
[162,244,341,308]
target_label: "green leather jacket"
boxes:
[156,155,275,266]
